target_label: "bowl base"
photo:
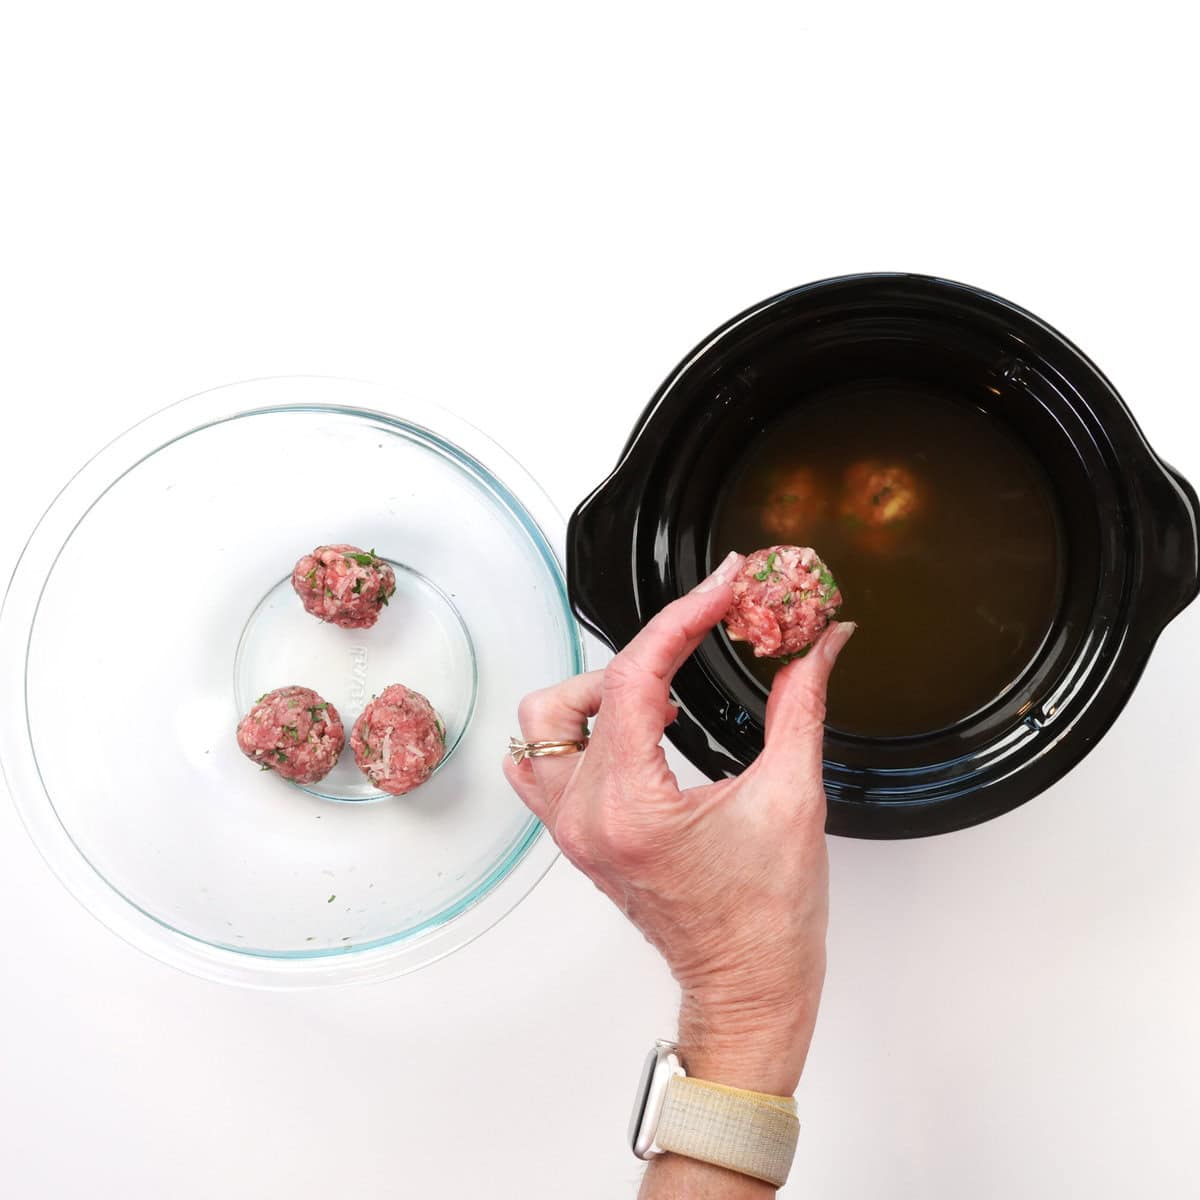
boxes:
[233,560,477,802]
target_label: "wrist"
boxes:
[676,991,819,1096]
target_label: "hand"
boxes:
[503,551,855,1097]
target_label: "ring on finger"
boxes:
[508,736,589,764]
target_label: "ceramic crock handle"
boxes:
[1148,465,1200,629]
[567,473,643,652]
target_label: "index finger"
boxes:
[611,552,744,683]
[597,551,743,755]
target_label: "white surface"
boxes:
[0,2,1196,1196]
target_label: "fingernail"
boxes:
[823,620,857,661]
[693,551,742,593]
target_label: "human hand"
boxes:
[503,551,855,1096]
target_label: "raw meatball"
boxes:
[724,545,843,659]
[351,684,446,795]
[840,461,921,527]
[760,467,827,539]
[292,545,397,630]
[237,686,345,784]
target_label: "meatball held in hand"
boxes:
[723,545,843,659]
[237,686,346,784]
[351,684,446,795]
[292,545,397,630]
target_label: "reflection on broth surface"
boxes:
[711,387,1064,738]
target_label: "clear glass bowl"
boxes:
[0,378,583,986]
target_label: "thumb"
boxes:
[760,621,857,776]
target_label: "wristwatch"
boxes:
[628,1040,800,1188]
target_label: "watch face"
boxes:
[628,1046,660,1152]
[629,1041,681,1159]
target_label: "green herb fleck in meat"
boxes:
[349,549,378,567]
[818,566,839,605]
[351,578,364,594]
[275,750,288,763]
[306,704,328,720]
[434,718,446,745]
[779,645,813,664]
[782,592,793,606]
[753,551,780,582]
[283,724,299,740]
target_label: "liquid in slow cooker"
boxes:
[711,388,1065,738]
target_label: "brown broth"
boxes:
[710,387,1064,737]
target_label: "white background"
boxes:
[1,3,1197,1197]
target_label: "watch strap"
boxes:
[655,1074,800,1187]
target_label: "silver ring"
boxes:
[508,736,589,764]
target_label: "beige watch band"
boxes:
[655,1074,800,1188]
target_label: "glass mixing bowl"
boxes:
[0,378,583,986]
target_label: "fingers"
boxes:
[506,670,680,825]
[517,670,604,810]
[616,551,744,681]
[502,755,550,822]
[761,621,857,778]
[598,552,743,761]
[518,671,604,740]
[507,554,741,823]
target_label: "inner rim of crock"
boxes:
[636,295,1133,789]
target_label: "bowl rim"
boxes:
[569,273,1199,838]
[0,376,583,987]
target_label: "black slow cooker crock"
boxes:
[568,274,1199,839]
